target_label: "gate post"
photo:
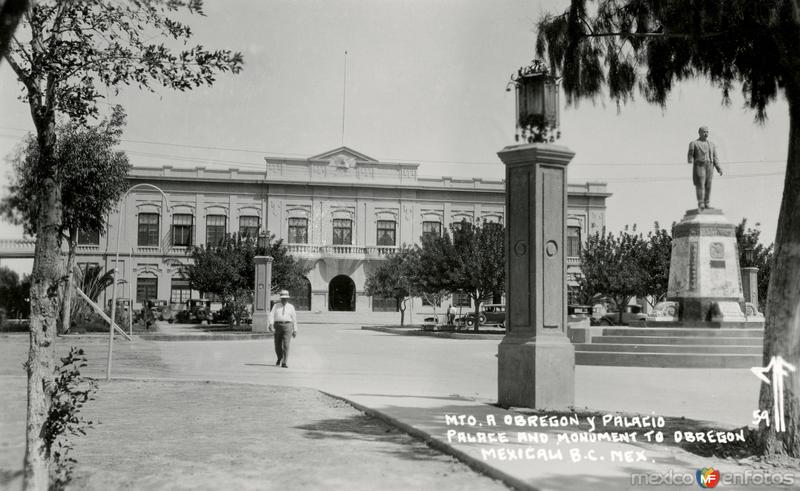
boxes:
[253,256,273,332]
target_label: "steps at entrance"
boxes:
[575,326,764,368]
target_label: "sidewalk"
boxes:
[137,321,272,341]
[338,393,790,491]
[2,329,797,490]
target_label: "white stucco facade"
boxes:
[11,146,611,314]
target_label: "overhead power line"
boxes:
[0,125,790,168]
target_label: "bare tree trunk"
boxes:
[759,97,800,457]
[59,229,77,334]
[23,112,62,490]
[24,138,61,490]
[399,298,406,326]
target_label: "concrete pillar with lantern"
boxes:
[497,60,575,409]
[252,232,274,333]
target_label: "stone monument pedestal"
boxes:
[496,143,575,409]
[664,208,760,326]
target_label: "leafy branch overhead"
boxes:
[537,0,800,457]
[536,1,796,119]
[0,105,131,238]
[5,0,244,123]
[6,1,244,487]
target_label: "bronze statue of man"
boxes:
[687,126,723,210]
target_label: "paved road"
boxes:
[2,324,759,427]
[0,325,771,491]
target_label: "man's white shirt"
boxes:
[269,302,298,332]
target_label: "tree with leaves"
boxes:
[184,234,309,325]
[364,247,416,326]
[538,0,800,455]
[4,2,242,487]
[1,106,131,334]
[68,265,115,331]
[736,218,774,310]
[581,228,649,325]
[449,220,505,331]
[0,266,30,319]
[412,220,505,331]
[640,223,673,308]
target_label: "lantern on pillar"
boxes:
[743,247,754,267]
[257,231,268,250]
[507,59,561,143]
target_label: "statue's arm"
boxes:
[687,141,695,164]
[712,142,723,175]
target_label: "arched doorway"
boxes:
[289,277,311,311]
[329,275,355,311]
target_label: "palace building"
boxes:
[48,146,611,313]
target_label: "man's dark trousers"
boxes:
[274,321,294,365]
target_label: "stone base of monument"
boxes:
[628,319,763,328]
[663,208,762,328]
[497,335,574,409]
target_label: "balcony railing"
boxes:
[286,243,399,258]
[567,256,581,266]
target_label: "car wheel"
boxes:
[479,314,487,324]
[465,318,475,328]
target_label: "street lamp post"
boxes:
[107,183,171,380]
[497,59,574,409]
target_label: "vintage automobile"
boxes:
[567,304,593,317]
[152,300,174,323]
[600,304,648,325]
[177,298,213,324]
[456,304,506,328]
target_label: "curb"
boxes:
[361,325,505,340]
[320,390,537,491]
[137,332,273,341]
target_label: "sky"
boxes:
[0,0,790,275]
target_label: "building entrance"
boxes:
[329,275,355,311]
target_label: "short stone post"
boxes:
[252,256,273,332]
[741,266,759,312]
[497,143,575,409]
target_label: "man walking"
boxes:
[687,126,723,210]
[269,289,298,368]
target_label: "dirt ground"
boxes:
[0,377,510,491]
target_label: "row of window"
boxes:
[77,214,260,247]
[79,215,582,256]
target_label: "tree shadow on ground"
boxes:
[294,414,446,462]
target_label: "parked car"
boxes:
[600,304,647,325]
[567,304,593,317]
[151,299,174,323]
[456,304,506,328]
[185,298,212,323]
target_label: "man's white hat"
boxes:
[279,290,291,299]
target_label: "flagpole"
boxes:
[341,50,347,146]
